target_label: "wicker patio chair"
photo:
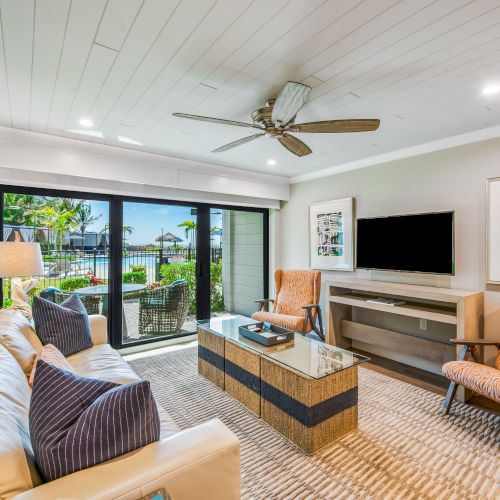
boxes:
[138,280,190,336]
[53,291,101,316]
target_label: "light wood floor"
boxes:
[351,348,500,415]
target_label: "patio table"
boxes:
[74,284,146,338]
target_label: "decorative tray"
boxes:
[239,322,294,346]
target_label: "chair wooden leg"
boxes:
[443,381,459,414]
[314,307,325,341]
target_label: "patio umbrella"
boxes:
[155,232,183,249]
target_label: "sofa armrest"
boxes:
[88,315,108,345]
[12,419,240,500]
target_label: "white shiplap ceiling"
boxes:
[1,0,500,178]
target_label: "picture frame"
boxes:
[486,177,500,283]
[309,198,354,271]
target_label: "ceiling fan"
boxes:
[172,81,380,157]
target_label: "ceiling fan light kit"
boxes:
[173,81,380,157]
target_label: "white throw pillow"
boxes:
[29,344,75,387]
[0,309,39,376]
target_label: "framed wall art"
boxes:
[309,198,354,271]
[487,177,500,283]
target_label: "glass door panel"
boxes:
[121,201,197,344]
[2,192,110,317]
[210,208,265,317]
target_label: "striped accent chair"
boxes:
[442,338,500,413]
[251,268,324,340]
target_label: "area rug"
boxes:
[129,346,499,500]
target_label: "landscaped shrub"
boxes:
[130,265,147,273]
[160,262,196,314]
[210,260,224,312]
[160,260,224,314]
[43,254,77,262]
[122,271,147,284]
[60,277,91,291]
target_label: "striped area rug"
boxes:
[129,346,499,500]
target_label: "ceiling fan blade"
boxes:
[292,119,380,133]
[271,82,311,127]
[212,133,264,153]
[278,133,312,157]
[173,112,263,130]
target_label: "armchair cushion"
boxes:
[251,311,308,333]
[442,360,500,403]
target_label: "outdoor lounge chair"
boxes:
[138,280,190,336]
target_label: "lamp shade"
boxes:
[0,242,44,277]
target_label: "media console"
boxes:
[326,277,484,402]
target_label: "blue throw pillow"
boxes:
[30,360,160,482]
[32,294,93,356]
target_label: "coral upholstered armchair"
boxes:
[252,269,324,340]
[442,338,500,413]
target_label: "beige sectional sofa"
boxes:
[0,309,240,500]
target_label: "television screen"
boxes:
[356,212,454,274]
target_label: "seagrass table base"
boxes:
[260,358,358,453]
[197,319,364,454]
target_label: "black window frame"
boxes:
[0,184,269,349]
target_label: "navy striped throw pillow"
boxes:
[32,295,93,356]
[30,360,160,482]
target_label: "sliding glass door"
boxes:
[121,200,198,344]
[1,186,268,350]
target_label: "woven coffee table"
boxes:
[198,315,368,454]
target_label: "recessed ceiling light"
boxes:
[267,159,277,166]
[482,83,500,96]
[67,129,103,138]
[118,135,142,145]
[78,117,94,127]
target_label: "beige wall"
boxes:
[279,136,500,367]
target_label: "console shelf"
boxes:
[326,277,484,402]
[330,293,457,325]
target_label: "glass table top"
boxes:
[198,315,369,379]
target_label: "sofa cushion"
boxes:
[30,360,161,482]
[29,343,75,387]
[32,295,93,356]
[0,311,37,376]
[68,343,141,384]
[0,345,42,498]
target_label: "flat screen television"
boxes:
[356,211,454,275]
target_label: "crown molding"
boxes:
[290,124,500,184]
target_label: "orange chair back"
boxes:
[273,269,321,318]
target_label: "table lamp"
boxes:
[0,242,44,307]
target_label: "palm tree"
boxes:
[3,193,41,226]
[73,203,102,234]
[36,206,79,251]
[178,220,197,248]
[99,224,134,244]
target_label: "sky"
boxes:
[86,200,222,246]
